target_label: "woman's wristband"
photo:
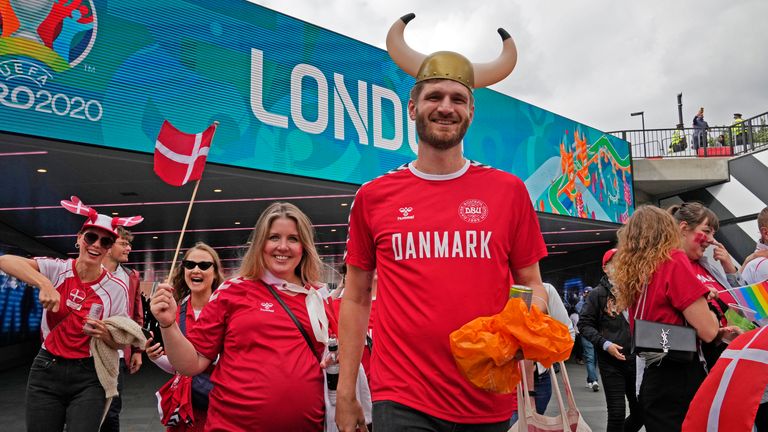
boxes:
[528,390,537,397]
[159,321,174,329]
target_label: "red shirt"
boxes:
[689,260,735,326]
[345,161,547,422]
[329,296,375,378]
[36,258,128,359]
[187,277,325,432]
[629,250,710,332]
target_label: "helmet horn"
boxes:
[386,13,426,79]
[473,28,518,88]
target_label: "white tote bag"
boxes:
[510,361,591,432]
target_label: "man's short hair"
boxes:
[115,226,134,242]
[758,207,768,229]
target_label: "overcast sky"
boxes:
[249,0,767,133]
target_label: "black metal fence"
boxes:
[608,111,768,159]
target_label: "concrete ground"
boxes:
[0,358,619,431]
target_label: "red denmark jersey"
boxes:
[689,260,735,326]
[629,250,710,332]
[36,258,129,359]
[345,161,547,423]
[187,277,325,432]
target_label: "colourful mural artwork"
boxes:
[0,0,634,223]
[537,130,632,223]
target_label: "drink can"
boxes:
[83,303,103,330]
[509,285,533,307]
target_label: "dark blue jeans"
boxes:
[533,368,552,414]
[373,400,511,432]
[26,349,106,432]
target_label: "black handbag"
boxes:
[632,285,697,363]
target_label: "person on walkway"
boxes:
[100,226,144,432]
[578,287,600,391]
[612,205,722,432]
[0,196,141,431]
[692,107,708,150]
[578,248,643,432]
[668,202,745,367]
[151,202,334,431]
[336,13,548,432]
[146,242,223,431]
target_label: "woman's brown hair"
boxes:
[667,201,719,232]
[238,202,321,286]
[612,205,681,310]
[170,242,224,302]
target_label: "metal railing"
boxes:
[608,111,768,159]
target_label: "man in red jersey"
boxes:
[336,13,549,432]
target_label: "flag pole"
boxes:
[166,121,220,283]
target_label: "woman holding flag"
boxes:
[667,202,746,367]
[146,242,224,430]
[150,202,332,431]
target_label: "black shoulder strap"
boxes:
[179,299,188,336]
[260,280,321,362]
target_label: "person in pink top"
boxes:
[0,196,141,431]
[336,13,548,432]
[611,205,723,432]
[151,202,331,431]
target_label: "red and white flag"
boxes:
[154,120,216,186]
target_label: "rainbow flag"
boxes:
[727,281,768,325]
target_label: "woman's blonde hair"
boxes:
[612,205,681,310]
[171,242,224,301]
[238,202,321,285]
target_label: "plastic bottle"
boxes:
[326,337,339,405]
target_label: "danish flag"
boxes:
[154,121,216,186]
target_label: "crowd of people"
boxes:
[3,12,768,432]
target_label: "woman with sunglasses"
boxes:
[146,242,223,431]
[151,202,332,431]
[0,197,141,431]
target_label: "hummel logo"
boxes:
[397,207,415,221]
[259,302,274,312]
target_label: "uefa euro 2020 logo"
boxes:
[0,0,102,122]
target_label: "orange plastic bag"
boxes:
[449,298,574,393]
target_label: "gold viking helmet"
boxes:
[386,13,518,90]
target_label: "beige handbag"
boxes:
[510,361,591,432]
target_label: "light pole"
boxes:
[631,111,646,153]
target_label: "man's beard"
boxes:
[415,112,470,150]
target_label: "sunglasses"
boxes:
[83,231,115,249]
[182,260,214,271]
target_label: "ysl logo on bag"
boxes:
[660,328,670,353]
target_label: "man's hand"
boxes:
[606,343,626,361]
[129,351,143,374]
[336,395,368,432]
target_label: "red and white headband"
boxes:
[60,196,143,237]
